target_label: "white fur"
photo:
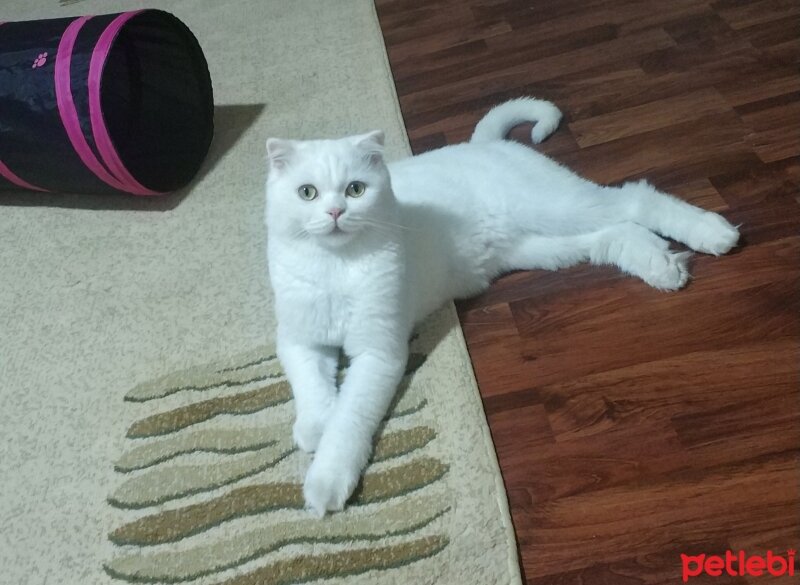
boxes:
[264,98,739,516]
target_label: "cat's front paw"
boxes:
[687,212,739,256]
[303,456,360,517]
[642,251,691,291]
[292,411,328,453]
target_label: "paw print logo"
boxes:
[32,52,48,69]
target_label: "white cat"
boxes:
[264,97,739,516]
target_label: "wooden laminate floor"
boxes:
[375,1,799,582]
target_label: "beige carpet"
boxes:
[0,1,521,584]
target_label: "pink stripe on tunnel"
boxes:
[55,16,129,192]
[89,11,160,196]
[0,160,50,192]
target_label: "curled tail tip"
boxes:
[471,97,562,144]
[531,116,561,144]
[526,98,562,143]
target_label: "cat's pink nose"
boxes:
[327,208,344,221]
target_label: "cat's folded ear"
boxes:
[266,138,295,171]
[352,130,385,166]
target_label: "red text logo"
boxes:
[681,549,796,582]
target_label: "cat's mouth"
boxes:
[320,223,357,243]
[305,221,358,244]
[328,221,356,236]
[323,225,346,237]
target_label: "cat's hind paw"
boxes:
[686,212,739,256]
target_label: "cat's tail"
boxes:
[470,97,562,144]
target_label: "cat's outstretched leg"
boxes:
[590,223,691,290]
[507,222,690,290]
[614,180,739,255]
[276,337,339,453]
[303,346,407,516]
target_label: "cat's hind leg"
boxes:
[614,180,739,255]
[507,222,691,291]
[505,234,593,272]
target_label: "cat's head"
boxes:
[265,131,395,249]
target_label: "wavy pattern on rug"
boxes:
[107,341,450,584]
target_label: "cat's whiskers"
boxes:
[354,217,420,233]
[343,218,393,236]
[292,226,310,240]
[303,219,333,235]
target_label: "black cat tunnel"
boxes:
[0,10,214,196]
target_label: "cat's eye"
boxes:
[297,184,318,201]
[345,181,366,198]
